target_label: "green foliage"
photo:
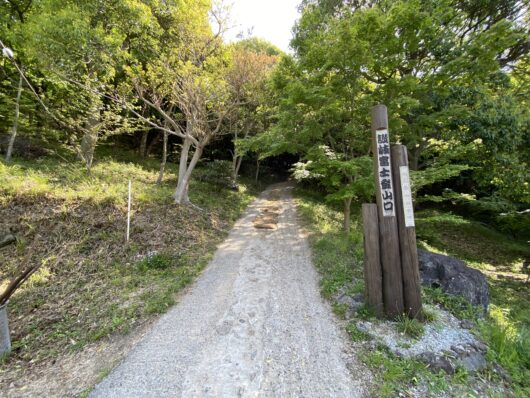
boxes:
[346,322,371,342]
[495,211,530,240]
[416,209,530,394]
[479,306,530,394]
[233,37,283,57]
[395,315,425,339]
[266,0,530,212]
[137,254,174,272]
[292,148,375,204]
[411,164,472,197]
[196,160,233,186]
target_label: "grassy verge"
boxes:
[416,210,529,396]
[294,187,529,397]
[0,149,257,371]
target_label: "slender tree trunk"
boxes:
[234,156,243,181]
[5,74,23,162]
[343,197,352,232]
[157,131,168,185]
[81,116,99,176]
[255,158,260,183]
[139,130,148,158]
[146,131,162,156]
[174,143,203,204]
[231,124,239,182]
[175,136,192,203]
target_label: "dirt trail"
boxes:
[90,183,370,398]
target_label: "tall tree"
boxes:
[124,0,238,205]
[21,0,155,173]
[226,41,280,183]
[265,0,530,220]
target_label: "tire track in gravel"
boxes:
[90,182,370,398]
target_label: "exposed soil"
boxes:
[2,317,156,397]
[253,202,281,230]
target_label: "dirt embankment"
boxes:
[0,192,235,397]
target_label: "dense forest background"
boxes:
[1,0,528,235]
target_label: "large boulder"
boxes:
[418,250,489,311]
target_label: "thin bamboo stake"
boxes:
[126,180,132,242]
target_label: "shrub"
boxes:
[396,315,425,339]
[137,253,174,271]
[196,160,233,186]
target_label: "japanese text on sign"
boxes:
[376,130,395,217]
[399,166,415,227]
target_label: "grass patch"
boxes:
[295,188,529,396]
[0,149,258,374]
[423,287,483,320]
[422,305,439,323]
[417,209,530,396]
[294,188,364,299]
[346,322,371,342]
[396,315,425,339]
[360,348,454,397]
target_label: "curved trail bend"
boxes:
[91,183,369,398]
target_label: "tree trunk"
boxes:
[156,131,168,185]
[231,124,239,182]
[175,136,192,203]
[343,197,352,232]
[139,130,148,158]
[146,132,162,156]
[255,158,260,183]
[80,121,98,176]
[174,142,203,204]
[5,74,23,162]
[409,147,420,171]
[234,156,243,182]
[81,133,97,175]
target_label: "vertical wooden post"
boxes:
[371,105,404,318]
[391,145,423,319]
[362,204,384,317]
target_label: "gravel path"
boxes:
[90,183,367,398]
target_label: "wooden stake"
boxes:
[126,180,131,242]
[391,145,423,319]
[371,105,404,318]
[362,203,384,317]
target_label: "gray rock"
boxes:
[450,345,467,355]
[418,250,489,311]
[470,341,487,352]
[460,319,475,329]
[333,289,364,319]
[458,351,487,373]
[419,352,455,374]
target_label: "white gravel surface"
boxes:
[357,306,479,357]
[90,183,368,398]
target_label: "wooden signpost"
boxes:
[363,104,423,320]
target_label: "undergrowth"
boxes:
[417,210,530,396]
[0,149,257,376]
[295,187,529,397]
